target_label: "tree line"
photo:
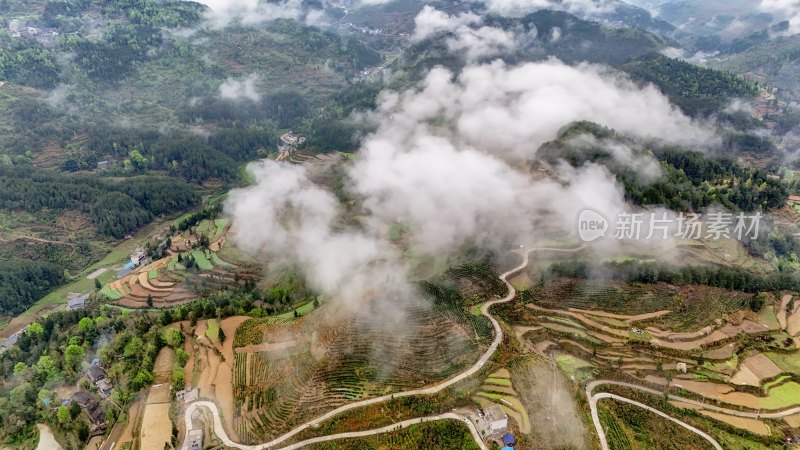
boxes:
[0,166,199,238]
[544,259,800,294]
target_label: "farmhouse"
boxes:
[131,248,146,266]
[66,292,89,310]
[183,428,203,450]
[176,387,199,403]
[485,405,508,432]
[87,364,108,383]
[1,326,29,352]
[72,391,106,427]
[86,362,114,397]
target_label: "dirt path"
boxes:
[35,424,63,450]
[590,393,723,450]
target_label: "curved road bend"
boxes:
[587,380,800,450]
[184,245,581,449]
[184,404,486,450]
[590,393,723,450]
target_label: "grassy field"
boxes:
[766,352,800,375]
[206,319,220,343]
[191,250,214,271]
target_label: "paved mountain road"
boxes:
[183,246,581,449]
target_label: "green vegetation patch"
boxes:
[148,269,158,279]
[99,284,123,300]
[555,354,595,381]
[210,252,235,269]
[213,218,229,238]
[205,319,219,343]
[191,249,213,271]
[765,352,800,375]
[484,377,512,387]
[759,381,800,409]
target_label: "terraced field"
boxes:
[507,284,800,443]
[98,218,252,308]
[472,368,531,433]
[231,295,491,444]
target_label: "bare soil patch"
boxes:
[699,411,770,435]
[140,385,172,450]
[35,424,62,450]
[153,347,175,383]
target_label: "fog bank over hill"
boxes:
[225,57,710,315]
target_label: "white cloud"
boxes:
[196,0,330,28]
[218,74,261,102]
[760,0,800,35]
[412,6,516,61]
[226,59,709,319]
[474,0,616,18]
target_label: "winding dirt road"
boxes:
[590,393,723,450]
[586,380,800,450]
[183,245,580,449]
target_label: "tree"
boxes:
[27,322,44,336]
[218,328,225,344]
[57,405,71,425]
[146,294,153,308]
[65,343,85,374]
[77,317,95,334]
[13,361,28,377]
[750,292,769,312]
[95,278,102,290]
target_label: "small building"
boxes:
[176,387,199,403]
[66,292,89,310]
[87,365,108,383]
[485,405,508,433]
[131,248,146,266]
[503,432,516,447]
[72,391,106,427]
[183,428,203,450]
[1,326,29,351]
[96,378,113,398]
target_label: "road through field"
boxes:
[183,245,581,449]
[587,380,800,450]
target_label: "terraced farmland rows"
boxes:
[231,295,489,443]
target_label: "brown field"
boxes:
[115,398,143,449]
[577,309,671,322]
[699,411,770,436]
[645,325,715,341]
[788,300,800,336]
[703,343,736,360]
[651,330,729,351]
[235,339,299,354]
[730,364,761,387]
[742,353,782,380]
[671,379,735,397]
[784,412,800,427]
[153,347,175,383]
[189,316,247,442]
[215,316,248,441]
[140,385,172,450]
